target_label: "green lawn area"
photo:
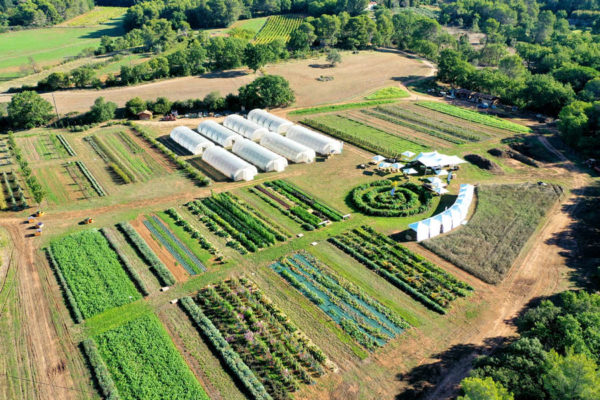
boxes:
[60,6,126,27]
[365,87,410,100]
[94,53,151,77]
[0,16,124,80]
[230,16,268,34]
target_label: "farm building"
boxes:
[169,126,214,155]
[232,138,288,172]
[260,132,316,163]
[201,146,258,181]
[197,120,242,148]
[137,110,153,120]
[247,109,294,134]
[223,114,268,141]
[286,125,343,155]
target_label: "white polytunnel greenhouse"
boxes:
[201,146,258,181]
[169,126,214,155]
[260,132,316,163]
[223,114,268,141]
[286,125,343,155]
[232,138,288,172]
[197,120,242,148]
[247,109,294,134]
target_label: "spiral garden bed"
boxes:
[350,180,433,217]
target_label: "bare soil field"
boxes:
[0,50,432,114]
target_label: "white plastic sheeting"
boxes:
[223,114,268,141]
[170,126,214,155]
[286,125,343,155]
[409,184,475,241]
[414,151,467,169]
[232,138,288,172]
[202,146,258,181]
[260,132,315,163]
[247,109,293,134]
[197,120,242,148]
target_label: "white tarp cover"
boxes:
[449,206,463,228]
[415,151,467,168]
[260,132,316,163]
[401,150,415,159]
[232,138,288,172]
[170,126,214,155]
[202,146,257,181]
[372,155,385,162]
[247,109,293,134]
[286,125,343,155]
[223,114,268,141]
[197,120,242,148]
[428,215,443,238]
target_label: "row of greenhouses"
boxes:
[168,109,342,181]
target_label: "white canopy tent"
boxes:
[201,146,258,181]
[247,109,293,134]
[286,125,343,155]
[414,151,467,170]
[401,150,415,159]
[372,155,385,163]
[232,138,288,172]
[223,114,268,142]
[260,132,315,163]
[197,120,242,149]
[403,168,418,175]
[169,126,214,155]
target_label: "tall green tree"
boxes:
[458,377,514,400]
[543,350,600,400]
[238,75,295,109]
[7,90,53,129]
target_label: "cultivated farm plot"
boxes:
[187,192,289,254]
[302,114,428,158]
[64,161,106,198]
[415,101,531,134]
[422,183,563,284]
[91,313,209,400]
[330,226,472,314]
[29,134,72,160]
[47,229,141,319]
[271,252,410,350]
[34,165,80,205]
[1,170,28,210]
[143,215,206,276]
[85,129,168,184]
[253,15,303,44]
[184,277,330,400]
[58,6,126,27]
[250,179,345,231]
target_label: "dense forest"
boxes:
[0,0,93,26]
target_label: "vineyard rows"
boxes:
[254,15,303,44]
[271,252,409,350]
[329,226,473,314]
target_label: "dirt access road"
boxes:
[420,138,590,399]
[0,49,432,114]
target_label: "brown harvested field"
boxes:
[0,50,432,114]
[129,216,189,282]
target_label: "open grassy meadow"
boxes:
[0,8,125,81]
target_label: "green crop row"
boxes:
[416,101,531,133]
[81,339,121,400]
[117,222,176,286]
[56,134,76,156]
[75,161,106,196]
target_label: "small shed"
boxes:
[137,110,153,120]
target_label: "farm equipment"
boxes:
[26,216,36,223]
[83,217,94,225]
[161,114,177,121]
[37,222,44,228]
[34,210,44,217]
[34,229,42,236]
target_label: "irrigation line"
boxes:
[4,373,98,395]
